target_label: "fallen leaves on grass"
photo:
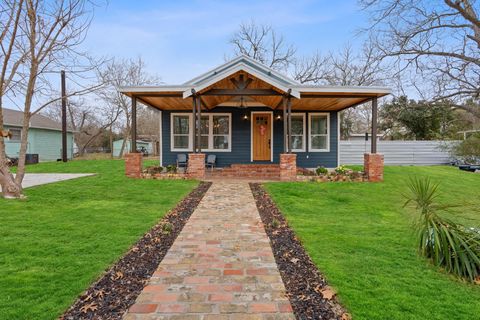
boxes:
[320,286,336,300]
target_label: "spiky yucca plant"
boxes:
[404,177,480,282]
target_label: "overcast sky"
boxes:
[82,0,368,84]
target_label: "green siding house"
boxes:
[4,108,74,162]
[112,139,153,157]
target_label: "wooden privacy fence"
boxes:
[339,140,457,165]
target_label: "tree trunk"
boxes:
[0,109,23,199]
[0,162,23,199]
[109,125,113,158]
[118,126,129,158]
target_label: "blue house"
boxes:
[120,56,390,176]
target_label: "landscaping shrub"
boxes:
[166,164,177,173]
[316,166,328,175]
[452,134,480,164]
[144,165,163,174]
[404,177,480,282]
[335,165,348,175]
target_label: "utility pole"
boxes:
[61,70,67,162]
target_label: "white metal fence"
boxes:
[339,140,456,165]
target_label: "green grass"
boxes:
[265,166,480,320]
[0,159,197,320]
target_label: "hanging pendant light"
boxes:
[239,96,245,108]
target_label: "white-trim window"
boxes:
[289,113,306,152]
[309,113,330,152]
[8,128,21,142]
[171,113,192,151]
[170,113,231,152]
[211,115,230,151]
[200,115,209,150]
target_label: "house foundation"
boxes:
[279,153,297,181]
[125,153,143,178]
[364,153,384,182]
[187,153,206,179]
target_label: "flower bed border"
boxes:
[141,172,188,180]
[250,183,349,320]
[60,182,212,320]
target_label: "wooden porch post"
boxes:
[287,96,292,153]
[283,95,287,153]
[196,95,202,152]
[131,95,137,153]
[371,96,378,154]
[192,91,197,153]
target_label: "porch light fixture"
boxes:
[239,96,246,108]
[276,114,282,121]
[243,114,248,121]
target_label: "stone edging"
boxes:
[60,182,212,320]
[250,183,350,320]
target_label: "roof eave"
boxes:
[296,85,391,96]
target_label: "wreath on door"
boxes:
[259,124,266,136]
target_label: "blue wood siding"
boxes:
[161,107,338,168]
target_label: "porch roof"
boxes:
[119,55,391,112]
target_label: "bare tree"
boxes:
[230,20,296,71]
[0,0,104,199]
[97,57,159,158]
[294,44,386,137]
[360,0,480,117]
[44,97,121,156]
[0,0,25,198]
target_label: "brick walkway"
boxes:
[124,181,294,320]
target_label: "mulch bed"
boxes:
[250,183,349,320]
[61,181,212,320]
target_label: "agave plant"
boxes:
[404,177,480,282]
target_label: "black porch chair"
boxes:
[176,154,188,168]
[206,154,216,171]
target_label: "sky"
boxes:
[81,0,369,84]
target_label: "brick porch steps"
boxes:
[207,164,281,180]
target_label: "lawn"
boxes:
[0,159,197,320]
[265,166,480,320]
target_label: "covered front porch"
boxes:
[120,55,389,181]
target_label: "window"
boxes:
[171,114,192,151]
[170,113,231,152]
[212,115,229,150]
[200,115,209,150]
[9,128,21,142]
[309,113,329,152]
[289,113,305,152]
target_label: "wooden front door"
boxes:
[252,113,272,161]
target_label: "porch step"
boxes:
[207,164,280,180]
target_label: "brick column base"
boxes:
[364,153,384,182]
[125,153,143,178]
[280,153,297,181]
[187,153,206,179]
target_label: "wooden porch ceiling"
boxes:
[122,71,388,111]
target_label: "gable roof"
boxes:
[3,108,73,132]
[182,55,300,98]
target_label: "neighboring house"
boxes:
[120,55,390,168]
[113,139,153,157]
[3,108,74,161]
